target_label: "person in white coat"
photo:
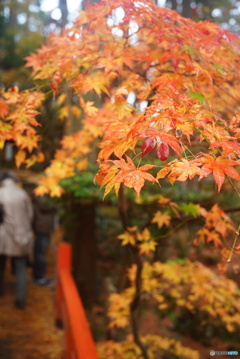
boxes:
[0,171,33,309]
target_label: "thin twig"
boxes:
[226,175,240,197]
[227,224,240,262]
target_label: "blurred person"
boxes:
[32,194,57,286]
[0,171,33,309]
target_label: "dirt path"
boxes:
[0,239,65,359]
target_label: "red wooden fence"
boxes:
[55,242,99,359]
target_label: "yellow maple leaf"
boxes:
[151,211,171,229]
[25,152,45,168]
[158,303,168,310]
[168,158,202,183]
[139,239,157,254]
[71,105,81,118]
[57,93,66,105]
[158,195,171,205]
[156,167,170,180]
[83,71,110,96]
[15,149,26,168]
[58,106,68,120]
[117,231,136,246]
[137,228,151,242]
[226,323,235,333]
[76,158,88,171]
[48,183,64,197]
[82,101,99,116]
[34,184,49,197]
[102,167,120,199]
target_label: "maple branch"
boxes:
[122,26,144,41]
[225,207,240,213]
[118,183,129,230]
[116,184,132,291]
[154,218,194,240]
[213,80,240,103]
[227,224,240,262]
[226,176,240,197]
[140,210,195,239]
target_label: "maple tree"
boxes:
[1,0,240,357]
[7,0,239,198]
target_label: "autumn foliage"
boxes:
[97,259,240,359]
[1,0,240,357]
[1,0,239,196]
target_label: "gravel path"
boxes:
[0,244,65,359]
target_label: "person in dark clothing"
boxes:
[32,195,57,286]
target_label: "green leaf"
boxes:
[182,45,196,56]
[189,91,206,105]
[212,63,226,73]
[180,202,199,218]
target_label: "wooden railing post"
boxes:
[57,242,72,272]
[55,242,98,359]
[56,243,72,327]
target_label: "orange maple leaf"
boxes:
[0,99,9,118]
[25,52,45,74]
[199,154,240,191]
[112,156,158,196]
[209,140,240,156]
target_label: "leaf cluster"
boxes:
[107,260,240,337]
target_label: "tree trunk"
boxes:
[9,0,17,28]
[67,201,97,310]
[201,0,212,20]
[171,0,177,11]
[182,0,192,18]
[59,0,68,28]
